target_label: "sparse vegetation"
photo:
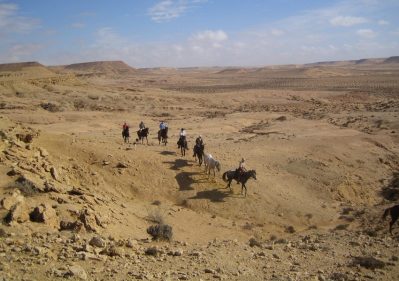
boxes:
[147,224,173,241]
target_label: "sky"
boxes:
[0,0,398,68]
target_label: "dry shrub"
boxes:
[285,225,296,233]
[40,102,63,112]
[351,256,385,270]
[73,99,87,110]
[249,237,262,247]
[147,224,173,241]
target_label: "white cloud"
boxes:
[148,0,207,22]
[190,30,228,50]
[330,16,367,26]
[378,19,389,25]
[191,30,228,42]
[271,29,284,36]
[148,0,188,22]
[357,29,376,38]
[9,0,398,67]
[0,3,40,32]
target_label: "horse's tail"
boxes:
[383,207,391,220]
[222,171,229,182]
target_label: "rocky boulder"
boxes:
[29,203,59,228]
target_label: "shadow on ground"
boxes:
[160,150,176,156]
[380,172,399,201]
[175,171,202,191]
[163,159,192,170]
[188,188,230,202]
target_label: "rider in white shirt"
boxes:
[179,128,186,137]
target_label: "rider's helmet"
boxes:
[241,158,245,162]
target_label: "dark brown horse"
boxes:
[122,127,130,143]
[158,128,168,145]
[137,128,149,144]
[193,144,205,166]
[222,169,257,197]
[177,136,188,156]
[383,204,399,235]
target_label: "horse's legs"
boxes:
[241,183,247,197]
[390,215,398,235]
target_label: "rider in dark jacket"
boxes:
[193,135,204,157]
[235,158,246,183]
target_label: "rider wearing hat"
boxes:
[235,157,247,183]
[193,135,204,157]
[179,128,187,149]
[195,135,203,146]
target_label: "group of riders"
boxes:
[122,120,247,182]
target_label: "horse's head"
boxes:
[250,170,257,180]
[216,161,221,172]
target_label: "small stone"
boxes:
[67,265,87,280]
[29,203,59,228]
[50,167,59,180]
[174,249,183,256]
[1,189,24,210]
[126,239,138,248]
[116,162,128,168]
[145,247,159,256]
[39,148,49,157]
[89,236,106,248]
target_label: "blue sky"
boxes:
[0,0,398,67]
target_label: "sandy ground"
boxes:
[0,60,399,280]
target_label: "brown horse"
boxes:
[383,204,399,235]
[158,128,168,145]
[177,136,188,156]
[222,169,257,197]
[137,128,149,144]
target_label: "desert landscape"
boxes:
[0,57,399,281]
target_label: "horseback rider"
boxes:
[122,122,130,143]
[160,120,168,131]
[195,135,203,146]
[159,121,165,130]
[139,120,145,131]
[235,158,247,183]
[179,128,187,149]
[193,135,204,157]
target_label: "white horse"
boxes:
[204,153,221,177]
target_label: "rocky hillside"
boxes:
[62,61,136,76]
[0,62,56,79]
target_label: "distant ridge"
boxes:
[304,57,396,67]
[0,61,56,79]
[0,62,46,72]
[63,60,136,75]
[384,56,399,63]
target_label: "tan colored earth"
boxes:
[0,58,399,280]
